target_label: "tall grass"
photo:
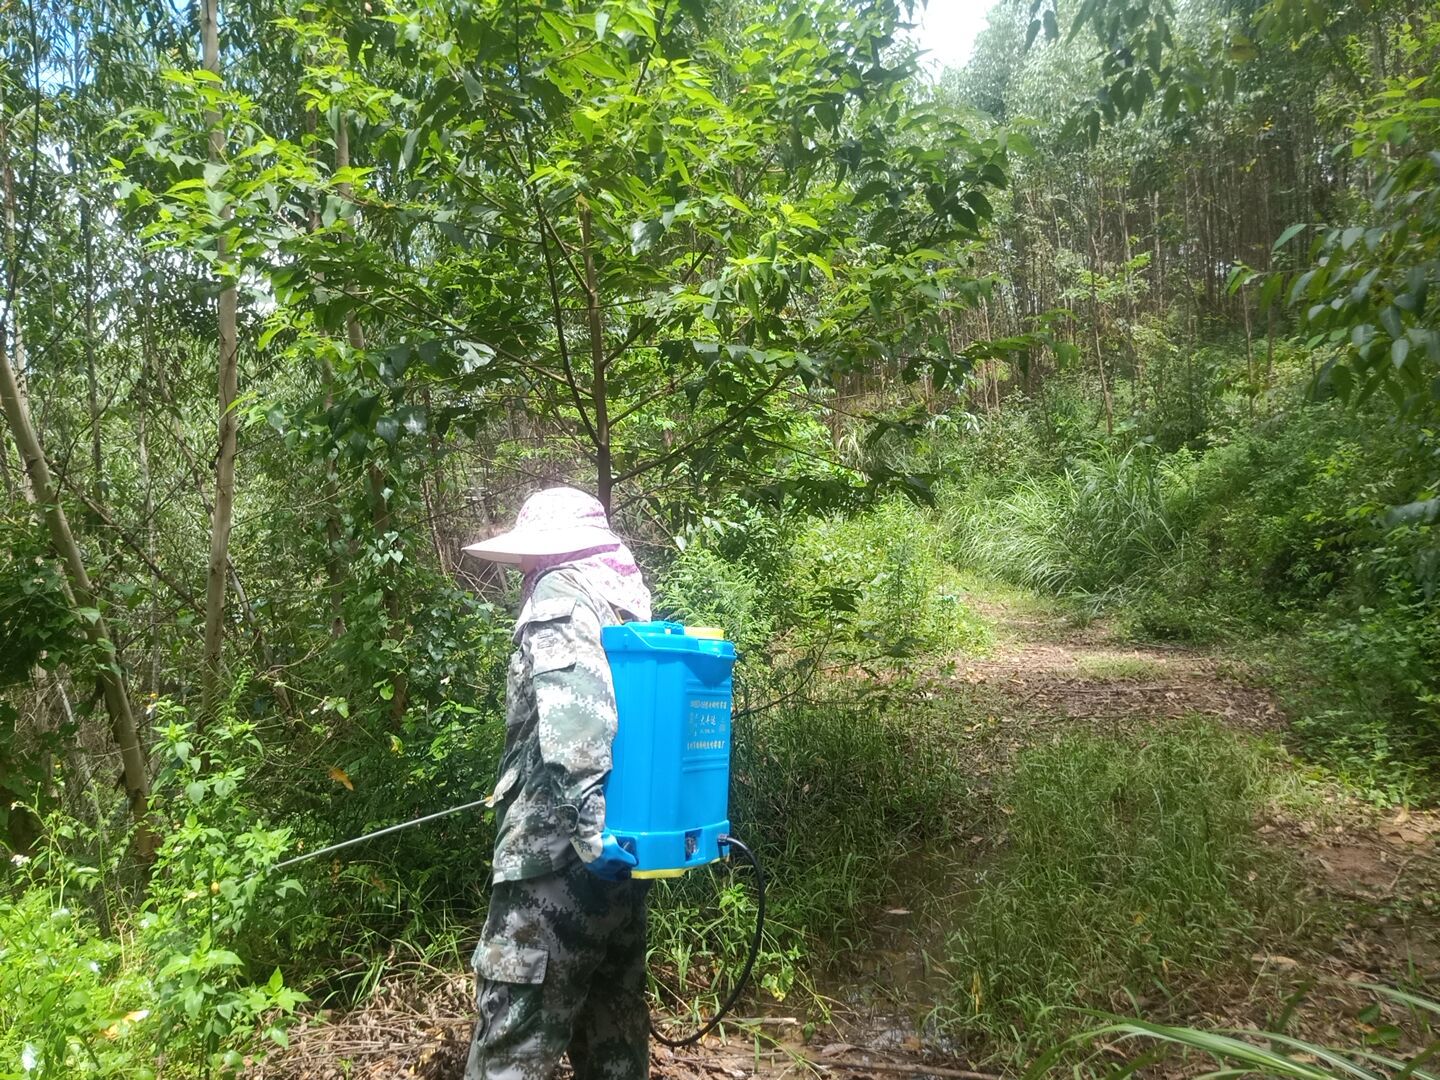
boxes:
[1032,984,1440,1080]
[647,674,978,1016]
[947,444,1190,603]
[938,722,1292,1060]
[647,502,994,1019]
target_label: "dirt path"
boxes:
[951,588,1283,732]
[934,589,1440,1039]
[250,589,1439,1080]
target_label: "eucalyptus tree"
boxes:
[1,0,154,847]
[1017,0,1439,423]
[199,0,242,719]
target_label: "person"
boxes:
[461,486,654,1080]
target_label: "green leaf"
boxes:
[1227,33,1258,62]
[1350,267,1380,303]
[851,179,893,204]
[1383,497,1440,528]
[1272,223,1307,252]
[629,219,662,255]
[1392,336,1410,369]
[804,252,835,283]
[1162,83,1181,121]
[185,781,206,805]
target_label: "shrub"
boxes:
[950,443,1186,602]
[1283,516,1440,801]
[655,545,776,661]
[793,499,991,658]
[1,698,308,1077]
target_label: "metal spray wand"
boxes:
[268,797,492,874]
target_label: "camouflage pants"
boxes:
[465,859,651,1080]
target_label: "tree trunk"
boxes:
[136,357,160,692]
[579,201,612,511]
[200,0,240,721]
[0,413,14,497]
[338,110,408,719]
[1,120,24,500]
[1089,228,1114,436]
[0,336,154,854]
[306,100,347,637]
[82,199,103,502]
[1242,287,1255,417]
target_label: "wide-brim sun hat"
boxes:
[462,486,622,565]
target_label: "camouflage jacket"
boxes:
[489,568,622,884]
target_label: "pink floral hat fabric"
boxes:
[464,487,652,621]
[463,487,619,564]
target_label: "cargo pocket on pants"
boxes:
[470,937,549,1058]
[473,937,549,985]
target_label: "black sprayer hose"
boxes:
[649,835,766,1048]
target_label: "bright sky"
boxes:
[907,0,996,77]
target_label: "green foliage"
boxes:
[648,667,980,1015]
[943,355,1440,796]
[1035,984,1440,1080]
[656,546,776,661]
[0,511,82,688]
[1257,11,1440,415]
[938,722,1289,1057]
[1,693,308,1077]
[645,498,997,1009]
[795,499,992,658]
[1284,516,1440,802]
[648,870,802,1015]
[950,443,1186,603]
[4,0,1438,1058]
[0,885,144,1078]
[113,0,1019,522]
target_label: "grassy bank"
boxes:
[936,722,1298,1061]
[925,374,1440,803]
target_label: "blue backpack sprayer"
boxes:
[269,622,764,1046]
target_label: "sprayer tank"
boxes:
[600,622,735,877]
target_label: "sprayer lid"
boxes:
[601,621,735,658]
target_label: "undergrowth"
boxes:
[934,370,1440,801]
[937,721,1295,1064]
[645,499,992,1018]
[647,669,978,1021]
